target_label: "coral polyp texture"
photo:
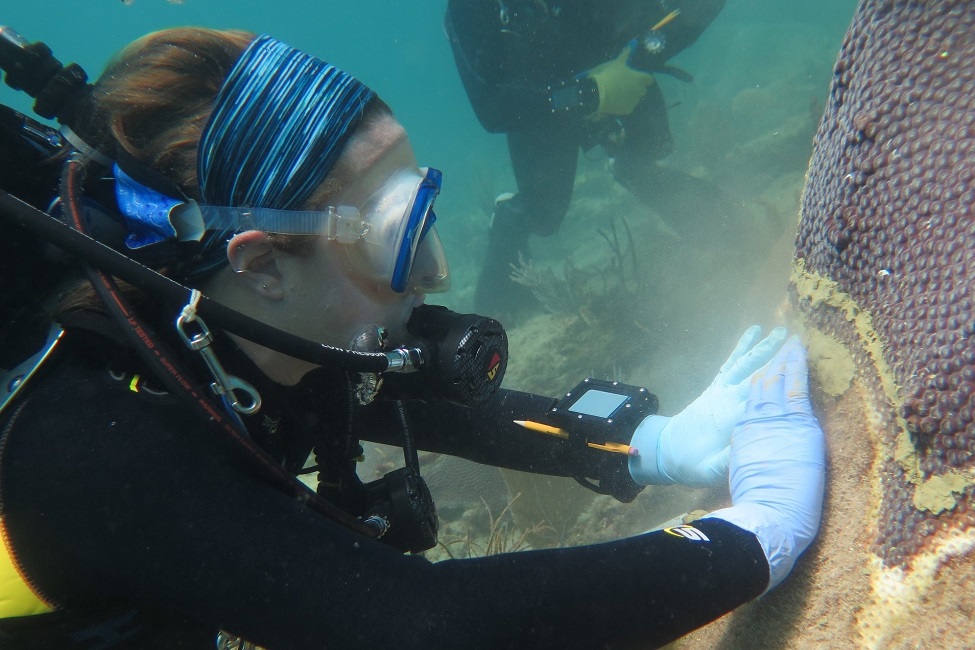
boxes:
[793,0,975,596]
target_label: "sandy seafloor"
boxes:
[3,1,874,646]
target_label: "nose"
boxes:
[408,227,451,293]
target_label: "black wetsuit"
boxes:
[445,0,726,236]
[0,315,767,649]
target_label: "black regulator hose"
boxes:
[58,154,381,539]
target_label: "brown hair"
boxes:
[93,28,254,199]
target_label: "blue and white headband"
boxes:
[115,34,376,278]
[198,34,375,210]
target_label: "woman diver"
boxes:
[0,27,825,649]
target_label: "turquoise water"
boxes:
[3,0,857,309]
[3,2,865,643]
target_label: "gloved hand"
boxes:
[628,325,787,487]
[705,336,826,592]
[584,40,655,117]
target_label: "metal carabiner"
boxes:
[175,310,262,416]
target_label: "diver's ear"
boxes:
[226,230,283,300]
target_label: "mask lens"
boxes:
[342,167,448,293]
[391,168,441,292]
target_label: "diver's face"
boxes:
[283,116,427,349]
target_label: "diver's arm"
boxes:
[357,387,561,473]
[354,387,643,502]
[0,359,770,648]
[358,325,787,502]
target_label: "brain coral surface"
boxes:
[793,0,975,568]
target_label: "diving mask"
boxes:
[341,166,449,294]
[114,165,451,294]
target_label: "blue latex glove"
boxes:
[628,325,787,487]
[705,336,826,592]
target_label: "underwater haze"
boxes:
[3,0,856,312]
[4,1,861,633]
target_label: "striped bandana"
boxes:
[187,34,375,277]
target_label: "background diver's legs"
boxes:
[473,118,581,320]
[608,83,746,246]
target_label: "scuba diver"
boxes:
[445,0,737,318]
[0,26,825,649]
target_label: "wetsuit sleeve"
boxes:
[444,0,584,132]
[0,356,769,648]
[353,387,644,502]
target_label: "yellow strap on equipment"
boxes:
[0,517,54,617]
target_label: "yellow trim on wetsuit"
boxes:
[0,517,54,617]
